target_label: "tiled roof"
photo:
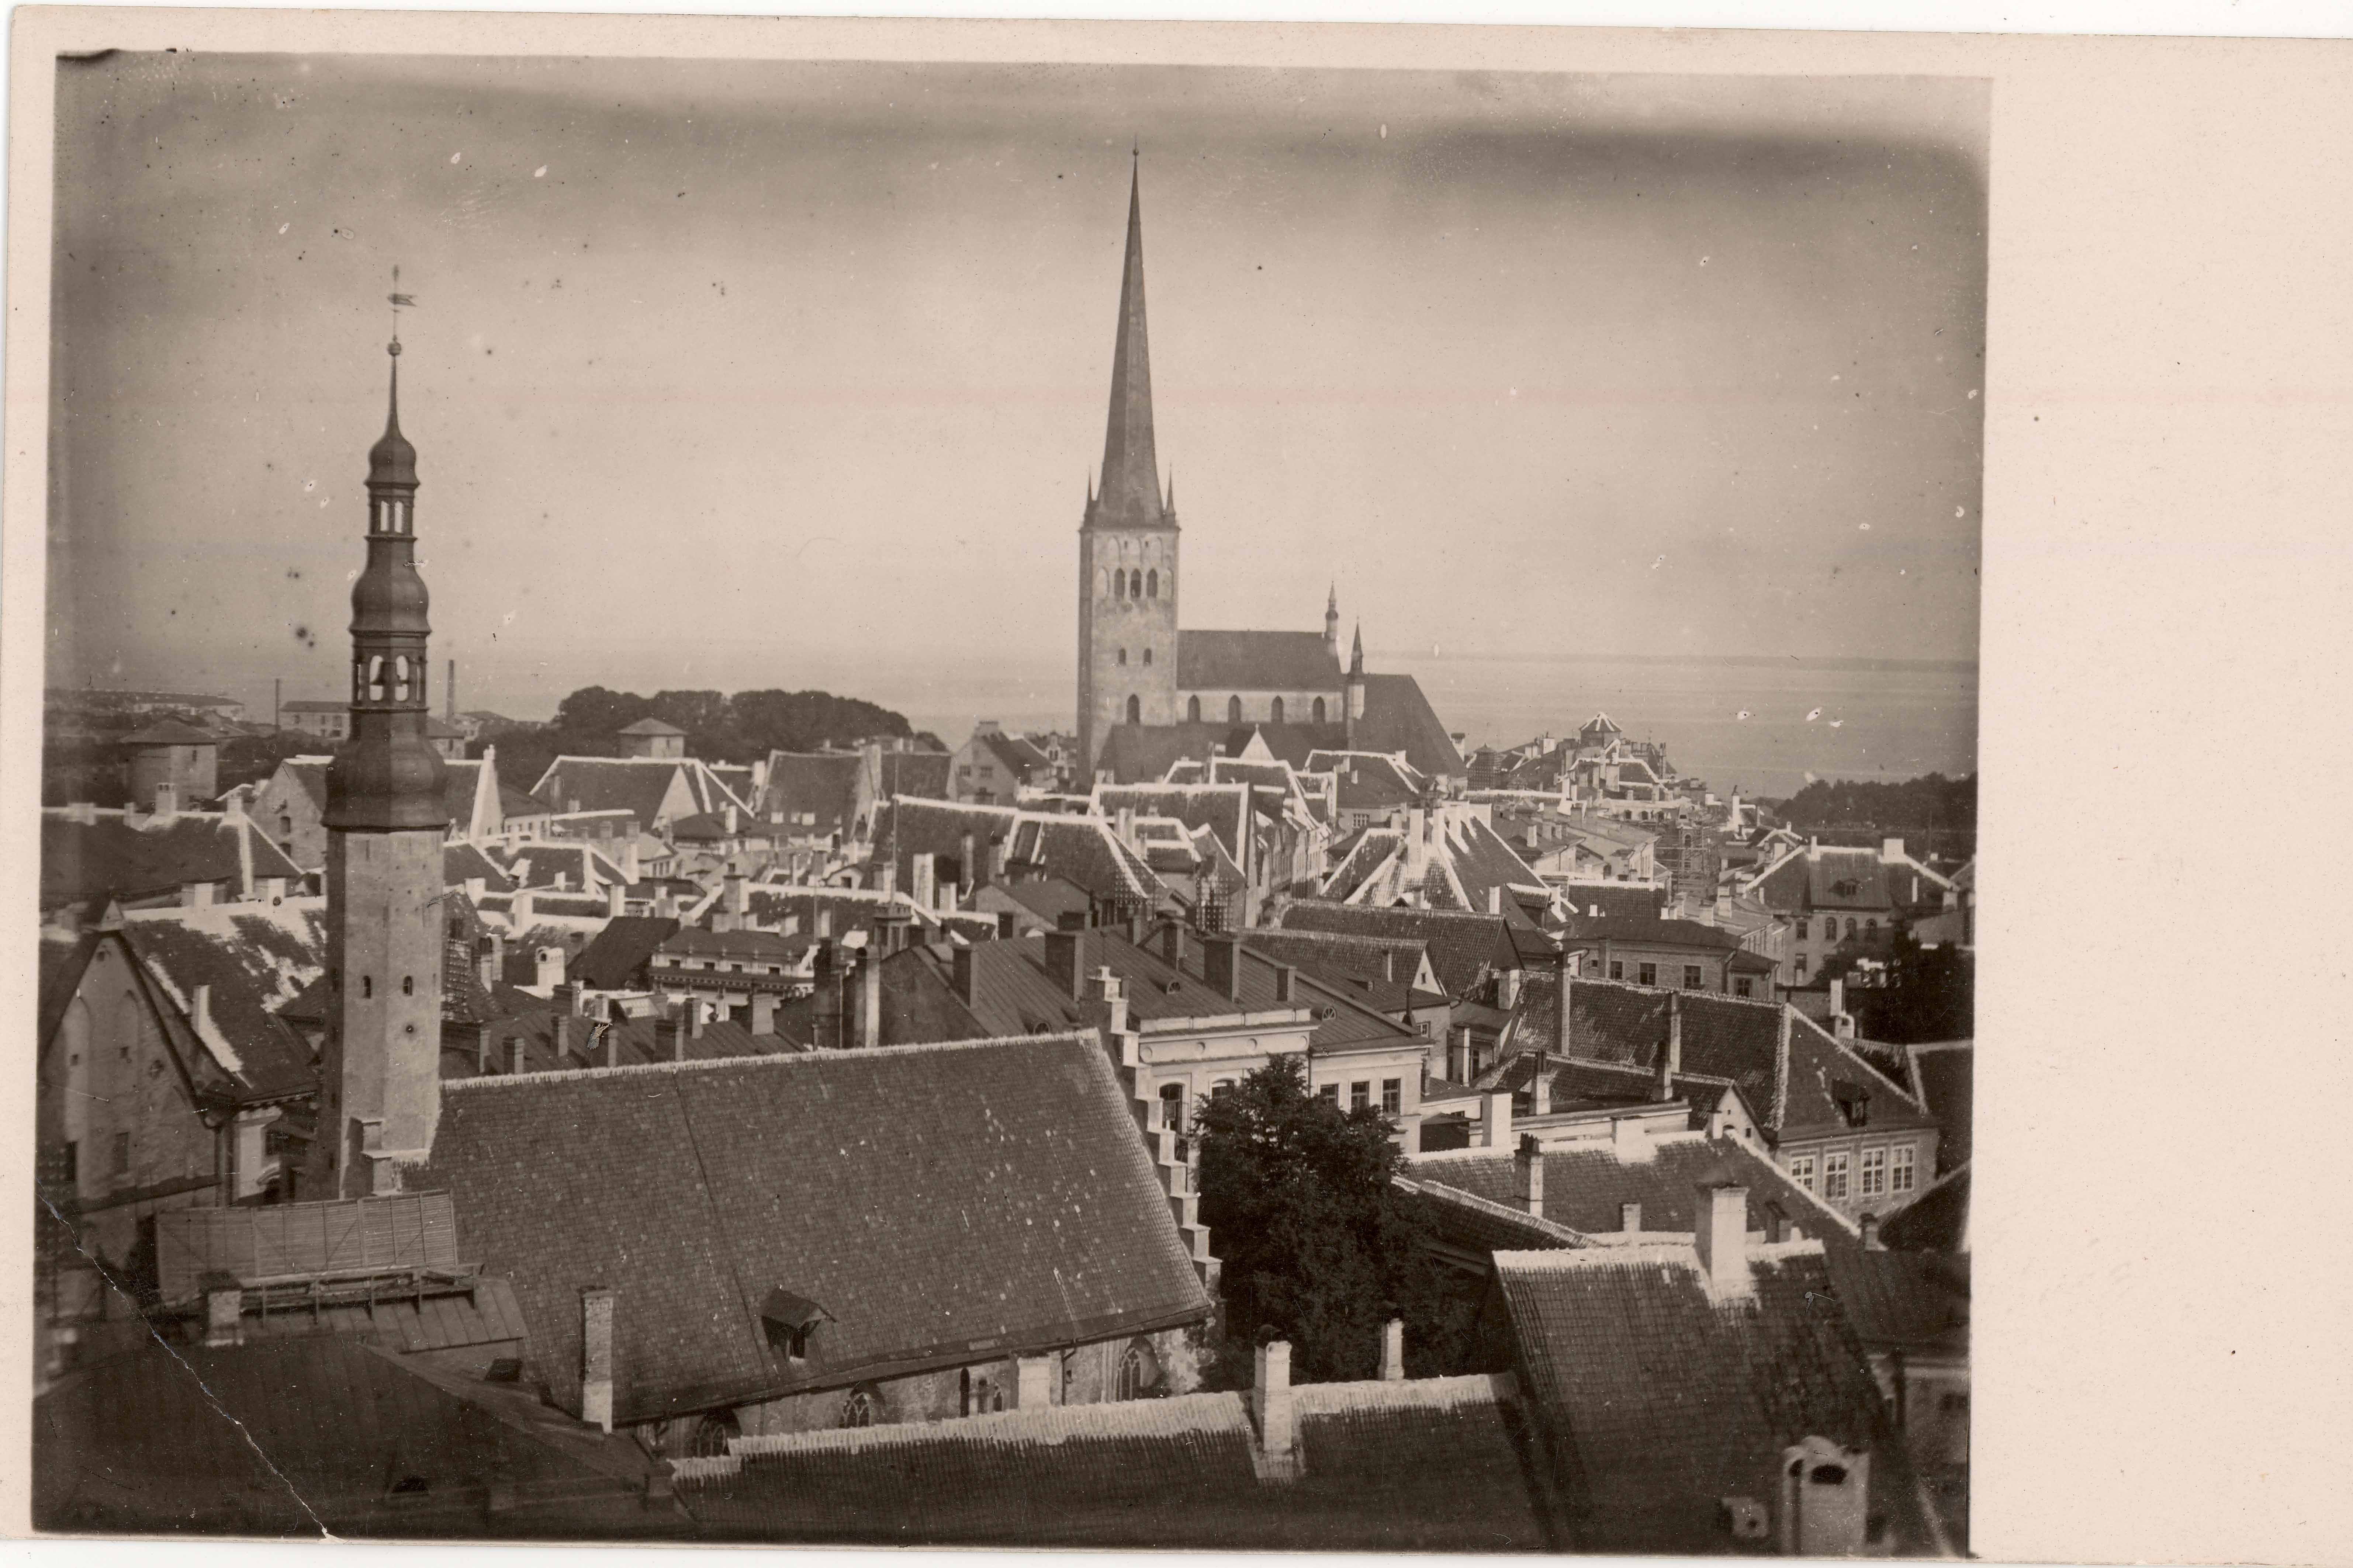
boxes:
[417,1033,1212,1425]
[118,900,327,1102]
[41,808,306,911]
[873,799,1162,915]
[1551,883,1669,922]
[1748,845,1950,915]
[570,916,681,990]
[121,719,219,746]
[443,840,515,894]
[1278,899,1518,1000]
[1412,1132,1852,1242]
[1494,1239,1892,1554]
[1397,1175,1589,1253]
[531,757,682,823]
[495,841,626,892]
[1903,1041,1973,1170]
[978,729,1054,778]
[656,927,808,965]
[876,749,954,800]
[760,752,868,837]
[32,1332,655,1535]
[1564,913,1746,953]
[1176,629,1343,691]
[741,884,920,940]
[1239,927,1428,989]
[1353,674,1462,779]
[1879,1162,1969,1254]
[679,1378,1553,1549]
[618,717,687,736]
[444,1005,798,1079]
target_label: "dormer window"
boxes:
[761,1287,830,1362]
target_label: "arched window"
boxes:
[1125,694,1141,725]
[1142,648,1152,666]
[367,655,387,703]
[1270,697,1285,725]
[1228,696,1243,724]
[1865,918,1879,937]
[361,975,373,999]
[1117,648,1128,666]
[1313,697,1326,723]
[1845,917,1859,940]
[686,1409,740,1458]
[1130,569,1143,598]
[840,1385,880,1428]
[1187,696,1201,722]
[1114,570,1126,600]
[1146,569,1159,598]
[392,656,411,702]
[1115,1339,1160,1402]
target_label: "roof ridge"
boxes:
[1291,1372,1515,1416]
[725,1390,1248,1467]
[1400,1177,1591,1244]
[445,1028,1096,1092]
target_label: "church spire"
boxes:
[1093,155,1166,530]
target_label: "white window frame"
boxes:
[1788,1155,1815,1193]
[1892,1144,1916,1193]
[1823,1150,1850,1201]
[1859,1145,1887,1198]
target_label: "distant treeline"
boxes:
[1771,772,1977,833]
[481,686,939,784]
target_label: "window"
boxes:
[839,1386,879,1428]
[1892,1144,1916,1193]
[1794,954,1809,980]
[1349,1081,1371,1113]
[402,975,413,996]
[1860,1145,1887,1198]
[1638,962,1658,986]
[1796,917,1810,941]
[1682,965,1703,989]
[1125,694,1141,725]
[1823,1151,1850,1201]
[1114,570,1127,600]
[1146,569,1159,599]
[1845,917,1858,940]
[1786,1154,1816,1191]
[687,1410,740,1458]
[1142,647,1152,666]
[1115,1339,1159,1401]
[1117,648,1128,666]
[1228,696,1243,724]
[1187,697,1201,722]
[1312,697,1326,723]
[361,975,373,999]
[1734,977,1754,998]
[961,1368,1004,1415]
[1381,1078,1402,1115]
[1211,1079,1234,1098]
[1608,960,1624,981]
[1317,1083,1339,1103]
[1270,697,1285,725]
[1132,569,1145,597]
[1159,1082,1186,1131]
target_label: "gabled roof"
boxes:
[1411,1131,1852,1243]
[41,808,305,911]
[1494,1238,1894,1555]
[1093,783,1250,863]
[1747,843,1951,915]
[876,749,954,800]
[116,900,328,1103]
[443,840,516,895]
[531,757,687,823]
[676,1375,1554,1548]
[873,798,1163,915]
[1879,1161,1969,1254]
[1551,883,1669,922]
[1353,674,1462,779]
[1562,913,1748,954]
[1239,927,1430,990]
[976,729,1055,778]
[418,1033,1213,1425]
[1903,1040,1973,1170]
[494,840,626,893]
[617,717,686,736]
[759,752,868,837]
[1278,899,1520,1001]
[569,916,681,990]
[1176,629,1342,692]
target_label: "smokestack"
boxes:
[1657,991,1684,1102]
[1528,1050,1551,1117]
[1202,934,1240,1002]
[1620,1201,1643,1233]
[1045,928,1086,1001]
[1694,1180,1752,1298]
[859,946,882,1050]
[751,993,777,1037]
[579,1287,616,1433]
[1514,1133,1544,1215]
[689,998,706,1040]
[1554,944,1573,1059]
[1481,1090,1513,1150]
[911,852,937,911]
[1252,1339,1295,1460]
[960,831,978,901]
[447,658,456,722]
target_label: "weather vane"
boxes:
[388,264,416,353]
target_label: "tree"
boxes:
[1192,1055,1466,1384]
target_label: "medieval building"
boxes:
[1075,160,1461,788]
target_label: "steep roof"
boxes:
[531,757,686,823]
[1239,927,1429,989]
[417,1033,1212,1425]
[1176,630,1343,692]
[760,752,868,837]
[1494,1239,1896,1555]
[1278,899,1521,1000]
[876,749,954,800]
[1748,844,1950,916]
[1903,1040,1974,1171]
[1411,1132,1854,1243]
[1353,674,1462,779]
[1563,913,1748,954]
[1089,161,1167,532]
[1552,883,1669,922]
[443,840,515,895]
[677,1376,1554,1549]
[873,798,1163,915]
[1094,782,1250,862]
[116,901,328,1103]
[1879,1162,1969,1253]
[570,915,681,990]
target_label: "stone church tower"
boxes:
[1077,159,1180,776]
[311,336,449,1198]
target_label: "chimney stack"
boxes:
[953,944,979,1008]
[1252,1339,1296,1460]
[1481,1089,1513,1150]
[153,780,180,819]
[1160,921,1187,967]
[1554,945,1574,1059]
[1447,1025,1472,1085]
[751,993,777,1037]
[1203,933,1241,1002]
[859,946,882,1050]
[1273,963,1296,1005]
[689,998,706,1040]
[606,882,624,919]
[657,1007,685,1061]
[1514,1133,1545,1215]
[1861,1213,1884,1251]
[1657,991,1684,1102]
[579,1287,616,1432]
[507,1035,527,1076]
[1379,1318,1405,1382]
[959,831,978,901]
[1620,1201,1643,1233]
[1694,1180,1752,1298]
[602,1020,619,1069]
[911,852,937,911]
[474,1023,494,1075]
[1045,928,1086,1001]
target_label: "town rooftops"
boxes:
[1409,1131,1857,1243]
[676,1373,1554,1550]
[1564,913,1753,954]
[569,915,682,989]
[41,806,307,913]
[759,752,868,837]
[120,719,220,747]
[1747,840,1952,914]
[277,699,349,714]
[1278,899,1525,1000]
[416,1032,1213,1426]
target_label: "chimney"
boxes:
[579,1287,616,1433]
[953,944,979,1008]
[1881,836,1904,864]
[1115,806,1136,846]
[1203,934,1241,1003]
[603,1020,620,1069]
[911,852,937,911]
[657,1009,686,1061]
[1498,965,1522,1010]
[727,873,748,917]
[153,780,180,818]
[1160,922,1187,967]
[1528,1051,1551,1117]
[1045,928,1086,1002]
[507,1035,528,1076]
[1620,1201,1643,1233]
[1013,1355,1055,1409]
[1252,1339,1296,1460]
[474,1023,493,1075]
[858,947,882,1050]
[1657,991,1684,1102]
[751,994,777,1037]
[623,836,641,882]
[1481,1090,1513,1150]
[1487,885,1502,916]
[537,947,566,993]
[1554,947,1574,1058]
[689,998,706,1040]
[1273,963,1296,1005]
[816,906,833,940]
[1447,1025,1471,1085]
[222,788,245,824]
[1379,1318,1405,1382]
[1860,1213,1884,1251]
[1514,1133,1544,1215]
[959,831,978,899]
[1694,1180,1752,1298]
[606,883,624,919]
[181,881,216,908]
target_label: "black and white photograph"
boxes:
[29,33,1991,1552]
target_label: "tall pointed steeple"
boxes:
[1093,155,1166,530]
[1325,583,1341,660]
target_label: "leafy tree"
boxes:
[1192,1055,1467,1384]
[1775,772,1977,834]
[1817,927,1973,1044]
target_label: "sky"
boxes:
[47,56,1986,728]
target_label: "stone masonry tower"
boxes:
[1077,156,1180,776]
[312,332,448,1198]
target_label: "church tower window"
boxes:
[1142,648,1152,666]
[1271,697,1285,725]
[1188,696,1201,722]
[1228,696,1243,724]
[1146,569,1158,598]
[1117,648,1127,666]
[1126,694,1142,724]
[1313,697,1327,723]
[1130,569,1143,598]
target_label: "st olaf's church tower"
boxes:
[1076,156,1181,771]
[309,327,449,1198]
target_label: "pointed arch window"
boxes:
[1228,696,1243,724]
[1187,696,1201,723]
[1146,569,1158,599]
[1270,697,1285,725]
[1115,1338,1160,1402]
[1313,697,1327,723]
[1130,569,1143,598]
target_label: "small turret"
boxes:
[1345,622,1367,743]
[1324,583,1340,660]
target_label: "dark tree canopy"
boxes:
[1192,1055,1468,1385]
[1774,772,1977,833]
[484,685,931,776]
[1819,928,1974,1044]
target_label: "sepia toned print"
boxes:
[32,49,1977,1551]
